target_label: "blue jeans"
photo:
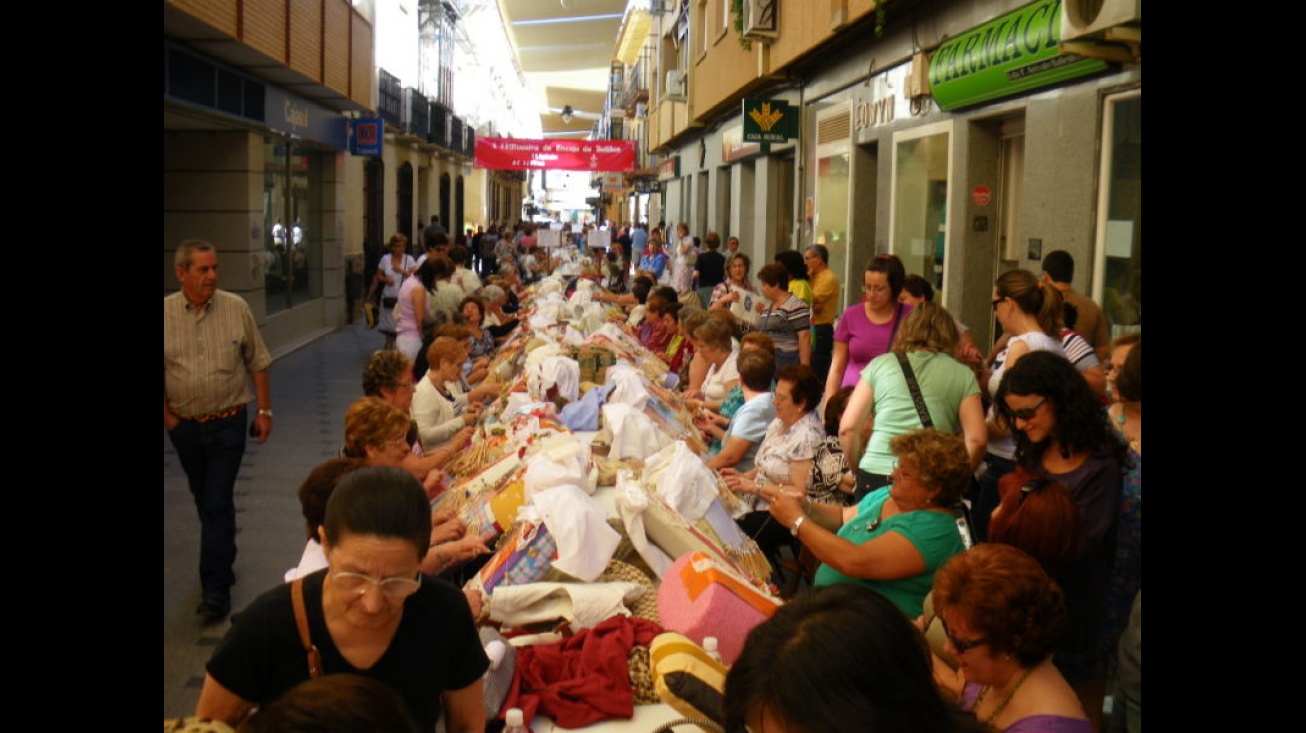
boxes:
[167,408,247,599]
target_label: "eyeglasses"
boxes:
[939,618,990,654]
[890,464,921,483]
[863,285,889,294]
[1008,397,1047,421]
[329,569,422,599]
[991,297,1005,310]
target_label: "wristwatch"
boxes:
[257,408,274,418]
[790,516,807,537]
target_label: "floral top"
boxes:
[750,411,825,512]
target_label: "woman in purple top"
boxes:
[930,544,1093,732]
[824,254,913,406]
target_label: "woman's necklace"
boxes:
[973,666,1034,727]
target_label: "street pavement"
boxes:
[163,322,385,719]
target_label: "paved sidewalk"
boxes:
[163,322,386,719]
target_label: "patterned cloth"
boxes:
[807,435,853,506]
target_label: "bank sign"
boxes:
[928,0,1110,111]
[742,99,797,143]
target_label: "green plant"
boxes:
[731,0,752,50]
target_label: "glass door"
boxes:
[1092,91,1142,338]
[891,121,952,293]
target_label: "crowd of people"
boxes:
[585,231,1139,733]
[167,225,1139,733]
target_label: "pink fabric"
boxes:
[503,615,663,728]
[656,553,773,666]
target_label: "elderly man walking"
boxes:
[164,239,274,622]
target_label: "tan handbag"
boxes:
[291,577,323,679]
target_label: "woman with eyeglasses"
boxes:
[196,466,490,733]
[928,544,1091,732]
[361,350,471,486]
[760,428,970,620]
[302,398,488,582]
[992,351,1127,720]
[970,269,1066,543]
[823,254,913,407]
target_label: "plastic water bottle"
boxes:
[503,707,532,733]
[703,636,723,664]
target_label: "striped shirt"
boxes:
[755,293,811,356]
[163,290,272,418]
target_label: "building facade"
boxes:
[164,0,525,355]
[614,0,1140,350]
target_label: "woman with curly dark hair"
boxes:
[930,544,1090,732]
[992,350,1127,719]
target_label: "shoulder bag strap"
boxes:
[893,352,974,548]
[887,303,905,349]
[291,577,324,679]
[894,352,933,429]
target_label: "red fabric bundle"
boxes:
[502,615,663,728]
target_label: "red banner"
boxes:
[474,137,636,172]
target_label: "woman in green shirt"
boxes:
[760,428,970,619]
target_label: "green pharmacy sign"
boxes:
[928,0,1110,111]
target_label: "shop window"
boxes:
[1093,91,1141,338]
[892,121,952,294]
[814,102,852,290]
[263,139,322,313]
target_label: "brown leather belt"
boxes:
[186,405,245,423]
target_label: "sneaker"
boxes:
[197,595,231,623]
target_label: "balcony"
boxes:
[450,116,465,155]
[429,101,450,147]
[406,88,430,138]
[621,58,650,117]
[378,68,403,128]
